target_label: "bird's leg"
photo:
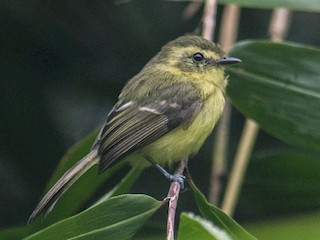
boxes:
[146,157,185,189]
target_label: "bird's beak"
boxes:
[216,57,242,65]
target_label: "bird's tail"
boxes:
[28,149,99,223]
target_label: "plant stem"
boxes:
[166,2,218,239]
[209,4,240,205]
[182,2,202,20]
[218,4,241,51]
[221,119,259,215]
[269,8,291,41]
[202,0,217,40]
[221,7,291,217]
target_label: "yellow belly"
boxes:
[134,89,225,167]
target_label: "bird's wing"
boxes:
[96,83,202,173]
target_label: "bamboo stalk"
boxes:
[209,4,240,205]
[221,119,259,215]
[202,0,217,41]
[221,8,292,216]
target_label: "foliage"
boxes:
[1,0,320,239]
[228,41,320,151]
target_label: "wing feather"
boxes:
[95,83,202,173]
[98,110,169,172]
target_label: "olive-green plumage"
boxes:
[28,35,241,223]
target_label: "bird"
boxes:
[28,35,241,223]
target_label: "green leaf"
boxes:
[188,177,257,240]
[168,0,320,12]
[93,165,144,206]
[10,132,144,239]
[242,150,320,215]
[24,194,162,240]
[227,41,320,152]
[132,223,165,240]
[245,213,320,240]
[178,213,232,240]
[217,0,320,12]
[36,130,130,224]
[44,130,99,189]
[0,225,34,240]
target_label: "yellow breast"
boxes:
[139,87,225,166]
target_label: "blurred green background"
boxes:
[1,0,320,234]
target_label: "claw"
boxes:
[146,157,186,189]
[169,174,185,189]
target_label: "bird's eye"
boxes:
[192,52,205,63]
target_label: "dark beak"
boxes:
[216,57,242,65]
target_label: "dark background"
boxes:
[1,0,319,228]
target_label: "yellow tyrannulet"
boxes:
[28,35,241,222]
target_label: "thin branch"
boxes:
[165,157,188,240]
[209,4,240,205]
[221,7,292,217]
[165,2,218,239]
